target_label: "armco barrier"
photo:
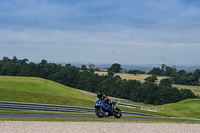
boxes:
[0,101,94,113]
[118,103,142,109]
[0,101,157,117]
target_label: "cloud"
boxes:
[1,0,200,30]
[0,0,200,64]
[1,27,199,48]
[179,6,200,17]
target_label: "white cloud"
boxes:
[1,28,199,48]
[0,27,199,64]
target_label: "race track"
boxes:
[0,113,174,121]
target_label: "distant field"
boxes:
[94,71,200,96]
[172,84,200,96]
[94,71,168,82]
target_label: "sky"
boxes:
[0,0,200,65]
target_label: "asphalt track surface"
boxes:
[0,113,173,121]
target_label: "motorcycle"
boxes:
[94,99,122,118]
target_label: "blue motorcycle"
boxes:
[94,99,122,118]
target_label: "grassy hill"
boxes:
[0,76,167,116]
[0,76,96,108]
[0,76,148,111]
[156,99,200,118]
[1,75,200,118]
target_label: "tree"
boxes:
[20,58,29,64]
[12,56,19,63]
[40,59,48,65]
[194,69,200,80]
[178,70,187,76]
[160,78,172,87]
[165,66,175,76]
[127,70,145,75]
[148,68,161,75]
[2,56,10,62]
[65,64,72,70]
[179,89,196,100]
[88,63,95,69]
[158,86,180,104]
[114,75,121,80]
[107,70,114,76]
[144,75,158,83]
[109,63,122,73]
[161,64,166,75]
[172,74,182,84]
[81,65,87,70]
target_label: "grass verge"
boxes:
[156,99,200,118]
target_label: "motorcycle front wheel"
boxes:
[95,107,104,118]
[114,107,122,118]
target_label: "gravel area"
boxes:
[0,121,200,133]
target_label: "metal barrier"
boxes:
[0,101,94,113]
[118,103,142,109]
[0,101,157,117]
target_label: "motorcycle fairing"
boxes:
[94,99,111,110]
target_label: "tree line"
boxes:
[0,56,197,105]
[148,64,200,86]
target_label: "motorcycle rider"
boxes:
[101,94,112,105]
[97,92,112,110]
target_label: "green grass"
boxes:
[1,75,199,119]
[0,76,96,108]
[0,76,163,116]
[156,99,200,118]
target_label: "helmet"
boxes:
[97,92,103,98]
[102,95,106,100]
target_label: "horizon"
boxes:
[1,55,200,67]
[1,55,199,73]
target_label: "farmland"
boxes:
[94,71,168,82]
[94,71,200,96]
[172,84,200,96]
